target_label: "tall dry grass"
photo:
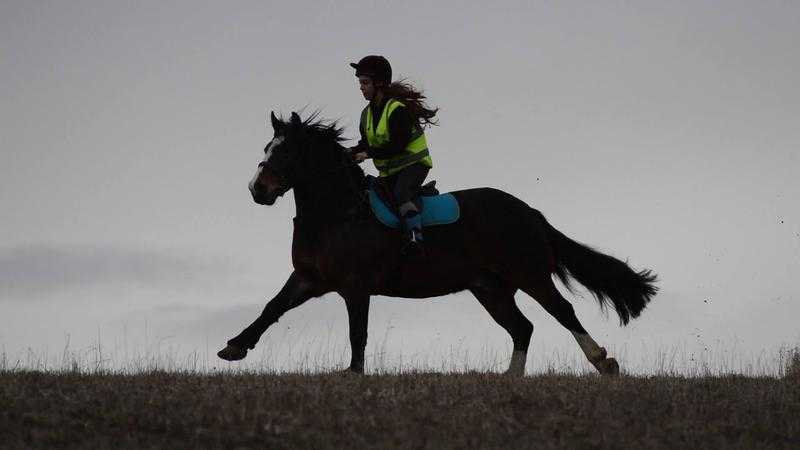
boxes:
[3,338,799,448]
[2,370,799,449]
[781,345,800,379]
[2,336,799,379]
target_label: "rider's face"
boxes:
[358,76,378,101]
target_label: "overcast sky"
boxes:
[1,1,798,374]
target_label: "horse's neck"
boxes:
[293,170,364,223]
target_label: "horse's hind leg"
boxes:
[470,273,532,376]
[521,277,619,375]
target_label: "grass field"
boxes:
[2,362,799,450]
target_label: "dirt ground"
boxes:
[1,371,799,449]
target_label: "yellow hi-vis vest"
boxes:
[362,99,433,177]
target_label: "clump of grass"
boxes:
[782,346,800,379]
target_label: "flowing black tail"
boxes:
[542,217,658,325]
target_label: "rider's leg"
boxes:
[393,164,429,252]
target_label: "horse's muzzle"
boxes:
[252,190,278,205]
[250,167,289,205]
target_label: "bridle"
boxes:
[256,147,368,217]
[257,150,358,183]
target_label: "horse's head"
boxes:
[249,111,304,205]
[249,111,353,205]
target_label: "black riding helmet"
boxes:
[350,55,392,85]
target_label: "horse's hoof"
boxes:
[596,357,620,376]
[333,366,364,375]
[217,344,247,361]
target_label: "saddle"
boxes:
[366,175,460,229]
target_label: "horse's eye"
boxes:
[263,136,287,159]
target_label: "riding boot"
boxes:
[400,210,424,258]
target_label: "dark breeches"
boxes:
[381,163,430,209]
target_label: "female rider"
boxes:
[348,55,438,256]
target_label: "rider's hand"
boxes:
[353,152,368,163]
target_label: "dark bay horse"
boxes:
[217,111,658,375]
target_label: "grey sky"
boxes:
[1,1,798,373]
[0,244,252,299]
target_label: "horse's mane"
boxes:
[275,110,368,189]
[276,111,348,147]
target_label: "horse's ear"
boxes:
[270,111,283,132]
[290,112,301,126]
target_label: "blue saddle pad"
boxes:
[367,188,460,229]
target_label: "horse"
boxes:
[217,111,658,375]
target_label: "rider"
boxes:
[348,55,438,256]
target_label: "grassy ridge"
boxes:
[1,371,799,449]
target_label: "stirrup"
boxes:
[402,229,425,257]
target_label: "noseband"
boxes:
[257,152,360,185]
[255,151,367,214]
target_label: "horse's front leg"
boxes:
[218,271,328,361]
[341,293,371,373]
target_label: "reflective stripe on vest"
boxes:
[363,99,433,177]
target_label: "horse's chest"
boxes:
[291,245,351,281]
[291,245,317,273]
[291,221,397,287]
[290,230,347,281]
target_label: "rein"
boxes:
[260,148,369,223]
[257,152,359,182]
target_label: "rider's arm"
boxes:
[349,107,370,153]
[351,137,369,153]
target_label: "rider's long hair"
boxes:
[382,79,439,128]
